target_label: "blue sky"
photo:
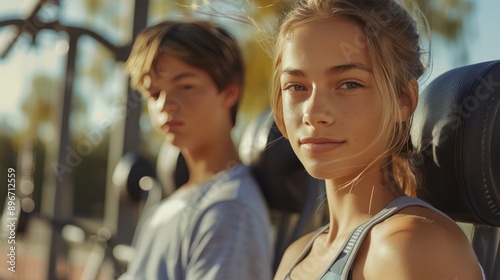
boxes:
[1,0,500,131]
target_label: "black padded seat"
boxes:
[411,60,500,226]
[411,60,500,278]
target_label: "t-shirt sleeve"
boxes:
[185,201,272,280]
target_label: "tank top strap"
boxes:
[284,224,330,280]
[285,196,450,280]
[323,196,447,280]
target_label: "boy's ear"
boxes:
[397,79,418,122]
[221,83,240,108]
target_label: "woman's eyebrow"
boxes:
[281,63,372,77]
[281,68,306,77]
[327,63,372,74]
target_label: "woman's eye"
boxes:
[339,81,362,90]
[284,84,307,92]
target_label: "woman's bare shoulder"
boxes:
[273,231,318,280]
[362,206,483,279]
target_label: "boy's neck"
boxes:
[181,135,240,188]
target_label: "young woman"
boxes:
[121,20,272,280]
[272,0,484,279]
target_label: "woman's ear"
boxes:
[397,79,419,122]
[221,84,241,108]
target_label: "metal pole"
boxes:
[103,0,149,275]
[0,0,149,277]
[45,34,78,280]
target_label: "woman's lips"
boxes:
[299,137,345,153]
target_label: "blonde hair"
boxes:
[125,20,245,126]
[271,0,426,196]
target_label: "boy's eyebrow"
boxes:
[172,72,198,81]
[281,63,372,77]
[156,71,199,81]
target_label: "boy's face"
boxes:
[143,53,231,149]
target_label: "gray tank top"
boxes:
[284,196,484,280]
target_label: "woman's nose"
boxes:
[302,89,334,127]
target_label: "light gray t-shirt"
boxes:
[121,164,273,280]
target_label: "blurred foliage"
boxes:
[78,0,134,44]
[415,0,474,62]
[416,0,474,41]
[79,43,116,87]
[72,133,109,217]
[18,75,60,142]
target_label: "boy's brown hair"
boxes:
[125,20,245,126]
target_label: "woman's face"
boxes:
[280,19,389,181]
[144,53,230,150]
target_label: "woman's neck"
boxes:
[323,167,399,244]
